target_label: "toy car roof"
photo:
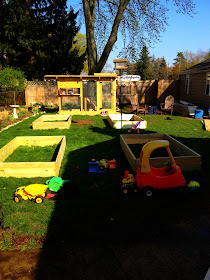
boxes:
[142,140,169,154]
[139,140,170,173]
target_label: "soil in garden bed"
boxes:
[4,144,59,162]
[72,120,94,125]
[129,144,179,158]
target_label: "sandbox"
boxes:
[107,114,147,129]
[120,133,201,172]
[0,136,66,177]
[32,114,72,130]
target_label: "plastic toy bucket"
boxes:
[195,109,203,119]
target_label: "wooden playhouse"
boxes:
[44,73,117,115]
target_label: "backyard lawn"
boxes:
[0,112,210,254]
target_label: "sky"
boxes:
[68,0,210,68]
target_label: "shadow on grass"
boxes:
[34,124,210,280]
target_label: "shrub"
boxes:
[8,114,15,121]
[17,111,25,117]
[0,110,9,120]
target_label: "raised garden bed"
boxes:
[32,114,71,130]
[120,133,201,172]
[107,114,147,129]
[0,135,66,177]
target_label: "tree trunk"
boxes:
[83,0,98,74]
[83,0,130,74]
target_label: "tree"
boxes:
[136,45,154,80]
[158,57,168,79]
[42,1,86,76]
[169,63,180,80]
[0,0,86,79]
[0,68,26,91]
[173,52,187,72]
[80,0,195,74]
[160,57,167,68]
[71,33,88,74]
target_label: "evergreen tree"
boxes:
[158,57,168,79]
[136,45,154,80]
[43,2,85,75]
[0,0,85,79]
[160,57,167,68]
[174,52,187,72]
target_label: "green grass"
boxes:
[0,112,210,250]
[4,145,59,162]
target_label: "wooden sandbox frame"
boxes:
[120,133,201,172]
[32,114,72,130]
[0,136,66,177]
[107,114,147,129]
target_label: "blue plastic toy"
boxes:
[88,161,104,173]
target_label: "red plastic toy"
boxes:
[135,140,186,196]
[121,140,187,196]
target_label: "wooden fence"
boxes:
[25,80,179,106]
[0,91,25,107]
[117,80,158,105]
[25,81,58,106]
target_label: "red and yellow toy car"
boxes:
[122,140,186,196]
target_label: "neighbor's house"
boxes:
[178,58,210,112]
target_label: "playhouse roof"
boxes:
[44,73,117,80]
[179,58,210,75]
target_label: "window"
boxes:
[206,73,210,96]
[185,74,190,94]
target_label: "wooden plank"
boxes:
[86,97,97,111]
[203,120,210,131]
[107,115,114,128]
[0,137,18,162]
[16,136,64,146]
[165,134,201,156]
[55,136,66,176]
[122,133,165,144]
[0,162,56,178]
[120,135,137,172]
[84,97,87,111]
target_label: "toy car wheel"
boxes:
[35,196,44,204]
[14,194,23,203]
[144,186,153,197]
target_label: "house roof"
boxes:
[179,58,210,75]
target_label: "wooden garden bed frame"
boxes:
[0,136,66,177]
[120,133,201,172]
[32,114,72,130]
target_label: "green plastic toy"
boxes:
[46,177,70,192]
